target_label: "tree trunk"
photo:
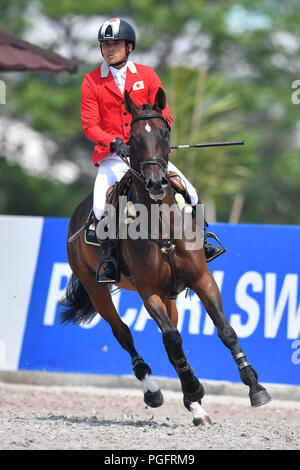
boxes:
[229,193,244,224]
[204,195,217,223]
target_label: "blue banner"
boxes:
[19,219,300,386]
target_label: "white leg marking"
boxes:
[142,374,160,393]
[189,401,210,424]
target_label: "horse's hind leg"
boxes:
[192,270,271,407]
[83,282,164,408]
[143,294,212,425]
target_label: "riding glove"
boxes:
[110,137,130,157]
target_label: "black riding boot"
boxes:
[95,239,120,284]
[94,215,120,284]
[204,230,226,263]
[192,202,226,263]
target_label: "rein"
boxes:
[118,154,144,183]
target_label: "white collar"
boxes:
[101,60,137,78]
[110,62,128,78]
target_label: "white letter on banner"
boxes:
[44,262,72,325]
[265,273,300,339]
[230,271,263,338]
[202,271,224,335]
[176,291,201,334]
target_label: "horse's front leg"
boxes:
[131,355,164,408]
[165,298,212,426]
[191,269,271,407]
[144,294,211,425]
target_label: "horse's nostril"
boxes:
[149,181,161,192]
[146,179,154,190]
[161,177,169,187]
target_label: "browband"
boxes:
[131,113,170,130]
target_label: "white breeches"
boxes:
[93,153,198,220]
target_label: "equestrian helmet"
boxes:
[98,18,136,50]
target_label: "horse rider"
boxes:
[80,18,225,283]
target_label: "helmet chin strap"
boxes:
[109,58,127,68]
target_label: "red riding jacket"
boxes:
[81,60,173,166]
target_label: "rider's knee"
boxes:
[93,205,103,221]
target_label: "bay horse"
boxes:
[60,88,271,426]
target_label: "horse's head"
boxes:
[124,88,170,201]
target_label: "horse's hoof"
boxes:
[193,415,213,427]
[250,389,271,407]
[144,389,164,408]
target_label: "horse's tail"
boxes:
[59,273,97,326]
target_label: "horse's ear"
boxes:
[154,87,166,113]
[124,90,138,115]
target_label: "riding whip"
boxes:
[170,140,244,150]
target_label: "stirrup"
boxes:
[204,231,226,263]
[96,256,120,284]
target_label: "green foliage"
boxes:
[0,0,30,33]
[167,66,251,202]
[0,158,88,217]
[40,0,126,18]
[13,73,81,137]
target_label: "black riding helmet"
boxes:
[98,18,136,54]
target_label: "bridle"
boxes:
[119,112,170,184]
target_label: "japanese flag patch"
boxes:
[133,80,144,91]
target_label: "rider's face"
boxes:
[102,40,132,68]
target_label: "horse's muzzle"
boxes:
[141,156,169,201]
[146,176,168,200]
